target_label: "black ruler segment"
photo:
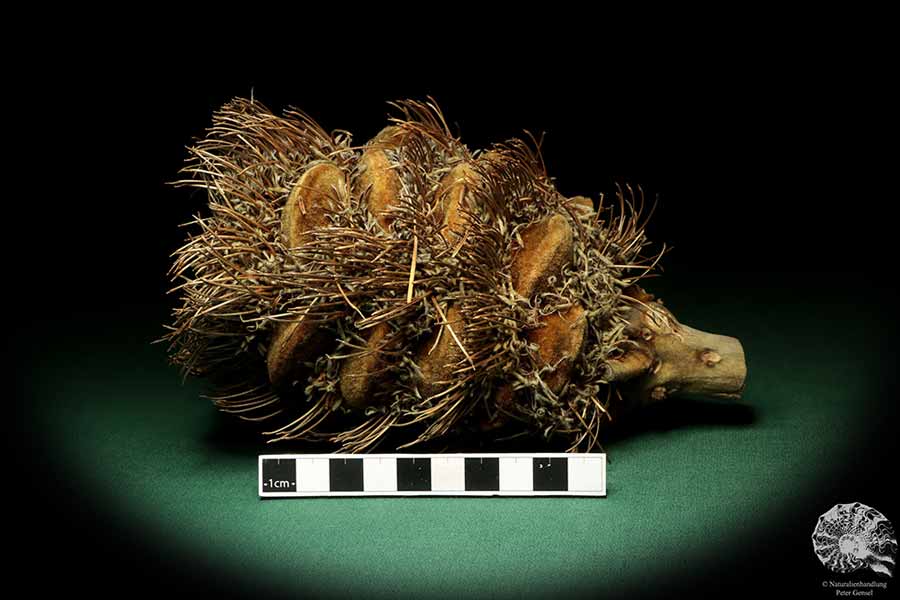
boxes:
[329,458,364,491]
[464,457,500,491]
[258,453,606,497]
[261,458,297,493]
[533,457,568,491]
[397,458,431,491]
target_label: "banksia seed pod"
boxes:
[164,98,747,452]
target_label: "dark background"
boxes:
[11,31,896,599]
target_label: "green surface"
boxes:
[27,273,889,598]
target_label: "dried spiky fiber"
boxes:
[164,97,747,452]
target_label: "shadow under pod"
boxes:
[602,398,757,445]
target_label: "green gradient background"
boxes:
[21,272,895,598]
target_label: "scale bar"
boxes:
[259,453,605,497]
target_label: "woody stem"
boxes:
[606,292,747,406]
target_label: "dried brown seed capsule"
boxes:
[437,162,476,244]
[358,126,404,231]
[267,162,347,387]
[339,322,392,408]
[267,319,329,388]
[416,303,467,399]
[512,213,574,299]
[531,303,588,395]
[281,162,347,246]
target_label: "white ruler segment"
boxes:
[259,453,606,497]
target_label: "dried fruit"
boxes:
[164,97,747,452]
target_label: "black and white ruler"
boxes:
[259,453,606,497]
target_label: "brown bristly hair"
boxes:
[163,97,664,452]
